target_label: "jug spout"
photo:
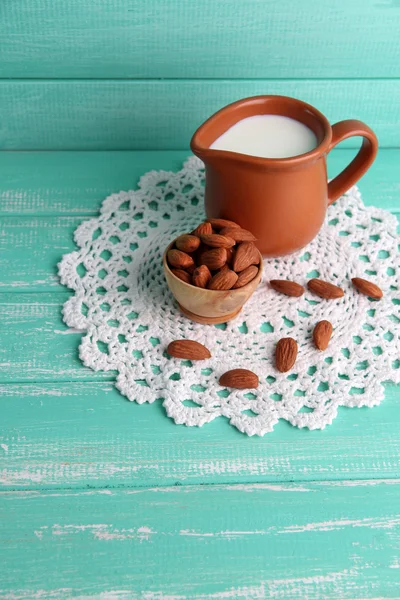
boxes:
[190,100,253,165]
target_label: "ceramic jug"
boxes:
[191,95,378,257]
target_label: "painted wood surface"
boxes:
[2,380,400,489]
[1,80,399,150]
[1,0,400,79]
[0,150,398,292]
[0,293,110,382]
[2,0,400,591]
[1,150,399,216]
[0,151,188,215]
[2,481,400,598]
[0,150,399,598]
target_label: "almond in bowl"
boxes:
[163,219,263,324]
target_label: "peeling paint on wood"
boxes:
[1,482,400,598]
[0,293,112,382]
[53,328,85,335]
[1,381,400,488]
[0,151,187,215]
[1,149,399,598]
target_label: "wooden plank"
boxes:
[1,482,400,598]
[0,216,86,290]
[1,0,400,79]
[1,380,400,488]
[0,293,111,382]
[0,149,399,216]
[0,80,399,150]
[0,162,398,291]
[0,151,188,215]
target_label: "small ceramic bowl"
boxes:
[163,240,263,324]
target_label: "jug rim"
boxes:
[190,95,332,168]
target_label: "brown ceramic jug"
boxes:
[190,95,378,257]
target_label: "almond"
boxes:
[195,242,209,264]
[200,233,236,248]
[219,227,257,242]
[192,265,212,288]
[226,246,234,265]
[208,269,239,290]
[275,338,298,372]
[171,268,192,284]
[192,221,213,236]
[313,320,333,350]
[232,242,260,272]
[219,368,259,389]
[167,340,211,360]
[270,280,305,297]
[175,234,200,253]
[232,265,259,288]
[352,277,383,299]
[167,249,195,270]
[199,247,227,270]
[218,264,230,273]
[206,218,241,230]
[307,278,344,299]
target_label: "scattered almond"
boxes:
[220,227,257,242]
[275,338,298,372]
[167,249,195,270]
[200,233,236,248]
[352,277,383,299]
[192,265,212,288]
[192,222,213,236]
[232,265,259,289]
[171,268,192,284]
[208,269,239,290]
[206,218,241,230]
[313,320,333,350]
[175,234,201,253]
[219,368,259,389]
[167,340,211,360]
[270,280,305,297]
[199,247,227,271]
[307,278,344,299]
[233,242,260,272]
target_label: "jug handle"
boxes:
[327,120,378,206]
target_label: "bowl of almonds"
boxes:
[163,218,263,324]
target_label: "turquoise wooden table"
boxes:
[1,2,400,598]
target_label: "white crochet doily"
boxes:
[58,157,400,436]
